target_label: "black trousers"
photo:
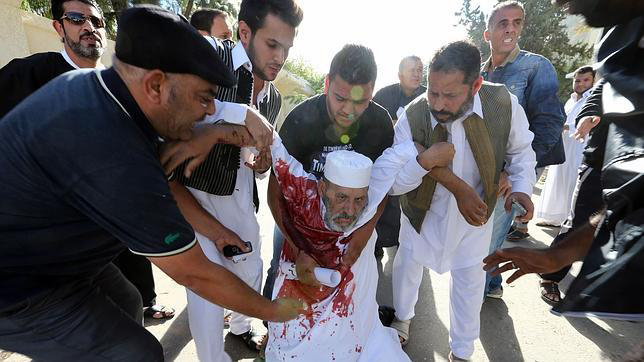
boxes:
[113,249,157,307]
[541,164,604,282]
[0,264,162,361]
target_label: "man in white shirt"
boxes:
[389,41,536,361]
[535,66,595,227]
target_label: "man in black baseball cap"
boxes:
[0,5,302,361]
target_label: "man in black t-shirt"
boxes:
[0,0,107,118]
[263,44,394,299]
[0,7,302,361]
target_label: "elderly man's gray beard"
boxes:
[65,33,104,60]
[322,195,364,232]
[429,93,475,124]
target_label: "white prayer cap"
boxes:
[323,150,372,188]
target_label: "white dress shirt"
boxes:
[391,92,536,272]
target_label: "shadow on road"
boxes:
[480,299,525,361]
[566,317,644,361]
[159,308,192,362]
[375,247,450,361]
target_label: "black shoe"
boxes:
[378,305,396,326]
[374,246,384,258]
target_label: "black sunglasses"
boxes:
[60,12,105,29]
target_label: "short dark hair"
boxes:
[399,55,422,73]
[238,0,303,33]
[429,41,481,85]
[328,44,377,85]
[573,65,596,79]
[190,9,227,33]
[51,0,102,20]
[486,0,525,29]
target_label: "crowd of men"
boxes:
[0,0,641,361]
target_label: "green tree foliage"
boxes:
[283,58,325,105]
[456,0,593,100]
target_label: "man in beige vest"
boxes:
[388,41,536,361]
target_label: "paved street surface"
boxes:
[2,178,643,361]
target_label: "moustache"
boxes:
[333,213,356,222]
[80,32,102,44]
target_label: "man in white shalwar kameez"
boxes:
[264,132,454,361]
[535,66,595,226]
[389,41,536,361]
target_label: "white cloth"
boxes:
[184,102,263,362]
[265,134,414,362]
[392,244,485,359]
[535,90,590,224]
[391,92,536,359]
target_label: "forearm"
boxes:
[427,167,469,195]
[267,173,287,235]
[169,180,229,241]
[149,244,277,320]
[202,123,253,148]
[548,214,602,267]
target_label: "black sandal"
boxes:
[378,305,396,327]
[540,280,561,306]
[233,328,267,351]
[143,304,175,320]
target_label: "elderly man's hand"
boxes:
[497,170,512,198]
[454,183,488,226]
[295,251,321,287]
[245,148,272,173]
[417,142,455,171]
[483,247,561,283]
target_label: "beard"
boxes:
[65,31,104,60]
[247,35,279,81]
[322,195,359,232]
[429,92,474,124]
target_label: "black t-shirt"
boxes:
[372,83,426,121]
[0,52,74,118]
[279,94,394,178]
[0,69,195,309]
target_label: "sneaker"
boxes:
[486,287,503,299]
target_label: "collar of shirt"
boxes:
[231,42,271,106]
[482,45,521,73]
[98,68,160,144]
[60,48,105,70]
[429,93,483,133]
[570,88,593,103]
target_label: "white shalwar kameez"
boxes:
[535,90,591,225]
[265,134,417,362]
[391,93,536,359]
[183,101,264,362]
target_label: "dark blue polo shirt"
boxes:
[0,68,195,309]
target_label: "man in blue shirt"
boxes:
[0,6,302,361]
[481,1,565,298]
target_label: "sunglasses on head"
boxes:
[60,12,105,29]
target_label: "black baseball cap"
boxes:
[115,5,236,88]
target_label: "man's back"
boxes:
[0,52,74,118]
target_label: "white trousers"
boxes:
[392,244,485,359]
[185,188,263,362]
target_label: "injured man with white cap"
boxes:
[160,102,454,361]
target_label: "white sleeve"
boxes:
[269,132,311,181]
[505,94,537,196]
[203,100,249,125]
[389,112,429,195]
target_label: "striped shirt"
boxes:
[174,38,282,196]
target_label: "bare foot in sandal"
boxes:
[143,304,175,320]
[540,280,561,306]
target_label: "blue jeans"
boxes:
[262,226,284,299]
[0,263,162,361]
[485,197,517,294]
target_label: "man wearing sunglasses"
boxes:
[0,0,106,118]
